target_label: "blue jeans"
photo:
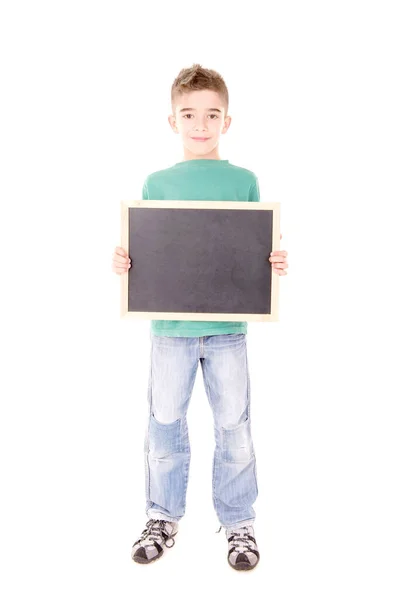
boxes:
[144,332,258,530]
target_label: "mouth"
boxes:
[191,137,210,142]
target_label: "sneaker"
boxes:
[225,524,260,571]
[131,519,179,564]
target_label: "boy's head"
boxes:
[168,64,232,160]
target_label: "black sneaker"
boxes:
[131,519,179,564]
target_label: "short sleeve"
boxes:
[142,178,149,200]
[248,178,260,202]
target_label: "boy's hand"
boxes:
[269,233,288,276]
[112,246,132,274]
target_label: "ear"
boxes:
[168,114,179,134]
[221,115,232,134]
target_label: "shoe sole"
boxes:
[228,556,260,571]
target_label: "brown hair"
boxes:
[171,63,229,114]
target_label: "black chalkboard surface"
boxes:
[120,200,280,321]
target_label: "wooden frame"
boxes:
[120,200,280,321]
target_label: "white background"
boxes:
[1,1,399,598]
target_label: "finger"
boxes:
[270,251,288,258]
[115,247,128,257]
[114,254,131,264]
[270,258,289,267]
[113,261,130,270]
[270,256,288,263]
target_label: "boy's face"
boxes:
[168,89,231,159]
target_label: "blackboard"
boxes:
[120,200,280,321]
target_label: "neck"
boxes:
[182,145,222,161]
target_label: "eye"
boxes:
[182,114,218,119]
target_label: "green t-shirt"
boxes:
[142,158,260,337]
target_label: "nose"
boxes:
[193,115,208,131]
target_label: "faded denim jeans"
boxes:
[144,332,258,530]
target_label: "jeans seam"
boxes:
[202,360,220,516]
[145,339,153,514]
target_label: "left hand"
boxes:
[269,233,289,276]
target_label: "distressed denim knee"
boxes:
[221,414,255,463]
[148,412,182,459]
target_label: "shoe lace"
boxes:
[215,524,254,552]
[138,519,176,548]
[229,527,254,551]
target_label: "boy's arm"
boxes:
[248,178,260,202]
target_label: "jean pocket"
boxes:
[221,416,254,463]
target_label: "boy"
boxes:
[112,64,289,571]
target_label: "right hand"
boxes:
[112,246,132,275]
